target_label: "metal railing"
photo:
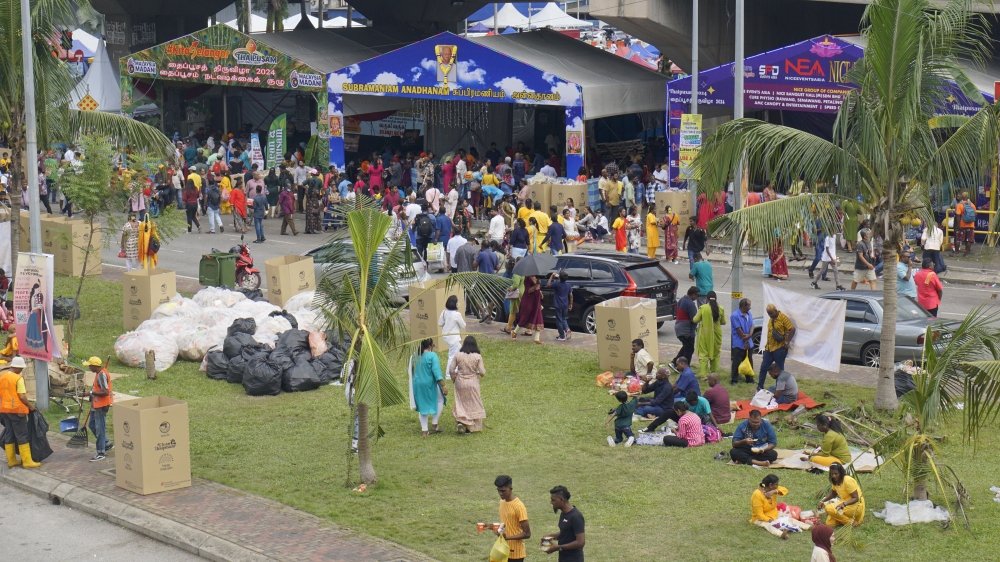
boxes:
[942,208,998,248]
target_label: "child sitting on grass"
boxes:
[606,390,637,447]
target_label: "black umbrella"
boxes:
[511,252,558,277]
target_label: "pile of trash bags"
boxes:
[205,317,344,396]
[114,287,325,376]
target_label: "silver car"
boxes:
[303,241,431,304]
[752,292,949,368]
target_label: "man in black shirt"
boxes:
[683,216,708,269]
[541,486,584,561]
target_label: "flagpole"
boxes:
[731,0,745,319]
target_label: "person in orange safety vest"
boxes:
[0,357,40,468]
[84,356,113,462]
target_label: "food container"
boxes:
[477,522,486,532]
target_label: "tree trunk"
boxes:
[356,402,377,485]
[875,245,900,410]
[913,479,929,501]
[66,219,95,355]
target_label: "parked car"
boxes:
[498,251,678,334]
[303,240,430,304]
[751,292,950,368]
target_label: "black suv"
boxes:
[499,251,678,334]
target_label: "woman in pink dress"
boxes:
[661,401,705,447]
[515,275,544,344]
[441,156,456,194]
[762,181,777,202]
[449,336,487,433]
[368,158,384,193]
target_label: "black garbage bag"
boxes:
[227,317,257,337]
[276,329,311,354]
[268,347,295,375]
[223,333,258,359]
[269,310,299,330]
[53,297,80,320]
[244,351,282,396]
[282,356,323,392]
[238,288,266,302]
[310,350,344,383]
[28,411,53,462]
[894,369,917,398]
[205,350,229,380]
[226,354,249,384]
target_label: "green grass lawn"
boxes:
[46,275,1000,561]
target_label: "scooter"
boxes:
[231,235,261,290]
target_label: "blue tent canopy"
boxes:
[468,22,491,32]
[501,26,518,34]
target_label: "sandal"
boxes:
[501,328,511,334]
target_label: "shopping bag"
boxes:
[762,258,772,276]
[738,349,754,377]
[595,371,614,387]
[750,389,773,409]
[426,242,444,262]
[489,535,510,562]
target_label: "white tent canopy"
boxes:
[326,16,364,28]
[70,39,121,113]
[531,3,593,29]
[223,14,269,33]
[283,13,318,28]
[476,3,530,29]
[71,28,100,54]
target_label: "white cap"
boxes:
[10,356,27,369]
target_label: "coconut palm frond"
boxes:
[955,360,1000,445]
[71,110,174,157]
[706,193,848,246]
[918,103,1000,188]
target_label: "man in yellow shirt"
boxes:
[1,357,41,468]
[495,475,530,562]
[758,304,795,391]
[645,202,660,258]
[529,202,551,250]
[518,198,534,223]
[607,172,622,220]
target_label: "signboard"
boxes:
[328,31,584,174]
[14,253,57,361]
[678,113,701,180]
[266,114,286,168]
[360,109,425,137]
[120,24,324,99]
[249,133,265,170]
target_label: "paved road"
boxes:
[0,482,202,561]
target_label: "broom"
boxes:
[67,355,110,449]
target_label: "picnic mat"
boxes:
[734,391,823,419]
[769,447,882,473]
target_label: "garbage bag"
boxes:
[241,341,269,361]
[227,317,257,337]
[115,330,179,371]
[244,352,282,396]
[894,369,916,398]
[238,288,266,302]
[310,350,343,383]
[205,350,229,380]
[873,500,951,526]
[52,297,80,320]
[267,347,296,375]
[276,329,311,354]
[308,331,328,357]
[223,333,258,359]
[292,309,322,332]
[176,325,214,361]
[27,411,53,462]
[282,356,323,392]
[151,297,202,320]
[269,310,299,330]
[282,291,317,313]
[226,354,249,384]
[193,286,246,308]
[255,315,293,346]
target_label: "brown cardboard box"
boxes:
[551,183,589,211]
[114,396,191,495]
[52,218,102,276]
[595,297,659,371]
[527,182,551,212]
[18,212,31,252]
[124,268,177,330]
[264,255,316,307]
[21,360,36,401]
[38,215,69,254]
[655,190,696,238]
[408,280,465,347]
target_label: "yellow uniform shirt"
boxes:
[646,212,660,248]
[189,172,203,189]
[498,497,528,559]
[750,486,787,523]
[517,206,532,223]
[765,312,794,352]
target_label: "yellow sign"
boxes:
[731,292,743,299]
[77,94,99,111]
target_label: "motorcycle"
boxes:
[230,236,261,290]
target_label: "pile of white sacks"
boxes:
[115,287,322,372]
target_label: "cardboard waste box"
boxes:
[114,396,191,495]
[52,218,102,276]
[124,268,177,330]
[527,182,551,212]
[655,191,696,238]
[551,183,589,211]
[408,280,465,347]
[264,255,316,307]
[594,296,659,371]
[39,215,68,254]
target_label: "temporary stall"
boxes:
[223,15,269,33]
[72,40,122,113]
[529,2,593,29]
[475,3,531,29]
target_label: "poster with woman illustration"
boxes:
[14,253,56,361]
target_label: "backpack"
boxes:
[703,424,722,444]
[416,213,434,237]
[207,185,221,206]
[961,202,976,223]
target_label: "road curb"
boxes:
[1,462,276,562]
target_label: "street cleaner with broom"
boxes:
[84,356,113,462]
[1,357,41,468]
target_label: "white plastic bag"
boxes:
[151,297,202,320]
[192,286,246,308]
[114,330,179,371]
[176,325,215,361]
[283,291,317,313]
[292,309,323,332]
[255,315,292,342]
[750,389,774,409]
[873,500,950,526]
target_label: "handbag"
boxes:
[504,287,520,300]
[763,257,772,276]
[750,389,774,409]
[489,534,510,562]
[771,327,785,343]
[118,250,127,258]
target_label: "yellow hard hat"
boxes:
[82,356,103,367]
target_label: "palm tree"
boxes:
[695,0,1000,410]
[315,201,507,485]
[251,0,288,33]
[873,306,1000,527]
[0,0,172,271]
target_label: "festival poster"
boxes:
[266,114,286,168]
[14,253,57,361]
[678,113,702,180]
[249,133,265,170]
